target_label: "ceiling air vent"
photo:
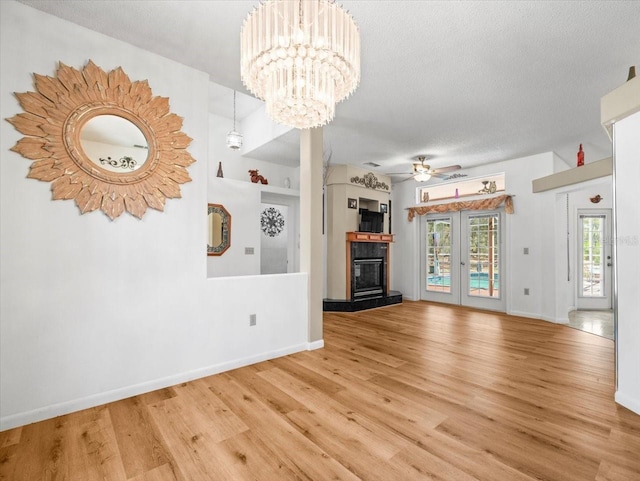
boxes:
[363,162,380,168]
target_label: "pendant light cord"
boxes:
[233,90,237,131]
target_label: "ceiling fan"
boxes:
[391,155,463,183]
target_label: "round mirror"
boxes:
[8,61,196,220]
[80,115,149,172]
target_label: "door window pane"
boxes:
[581,215,605,297]
[426,218,451,293]
[468,214,500,298]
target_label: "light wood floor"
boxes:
[2,301,639,481]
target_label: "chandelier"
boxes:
[240,0,360,129]
[226,90,243,150]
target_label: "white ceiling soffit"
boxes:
[18,0,640,175]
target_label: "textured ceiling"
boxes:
[19,0,640,178]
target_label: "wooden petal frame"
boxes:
[6,61,196,220]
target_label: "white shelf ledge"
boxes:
[260,184,300,197]
[532,157,612,193]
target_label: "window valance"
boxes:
[407,194,514,222]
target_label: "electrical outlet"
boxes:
[245,247,254,255]
[249,314,256,326]
[523,247,529,255]
[524,288,530,295]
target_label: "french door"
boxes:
[420,210,505,312]
[577,210,612,310]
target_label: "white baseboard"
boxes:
[541,314,569,324]
[0,342,310,432]
[508,310,542,320]
[508,310,567,324]
[307,339,324,350]
[615,391,640,416]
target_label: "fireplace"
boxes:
[352,257,385,298]
[324,232,402,311]
[349,238,388,299]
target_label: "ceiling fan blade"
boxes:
[394,174,427,183]
[431,164,462,174]
[389,162,462,183]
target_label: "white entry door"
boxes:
[421,210,505,312]
[577,210,612,310]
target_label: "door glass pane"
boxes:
[581,215,605,297]
[468,214,500,298]
[426,218,451,293]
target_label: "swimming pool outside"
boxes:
[428,272,500,290]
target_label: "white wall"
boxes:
[389,173,422,298]
[391,153,557,321]
[613,110,640,415]
[0,1,310,431]
[207,178,261,277]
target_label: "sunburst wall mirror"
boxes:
[6,61,196,220]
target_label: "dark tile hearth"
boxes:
[323,290,403,312]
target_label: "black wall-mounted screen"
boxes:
[359,209,384,233]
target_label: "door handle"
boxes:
[461,261,466,266]
[607,262,612,266]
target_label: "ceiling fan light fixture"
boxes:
[414,172,432,182]
[240,0,361,129]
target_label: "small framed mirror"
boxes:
[208,203,231,256]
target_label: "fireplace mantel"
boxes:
[346,232,394,243]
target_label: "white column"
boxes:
[602,74,640,415]
[300,128,324,345]
[612,111,640,415]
